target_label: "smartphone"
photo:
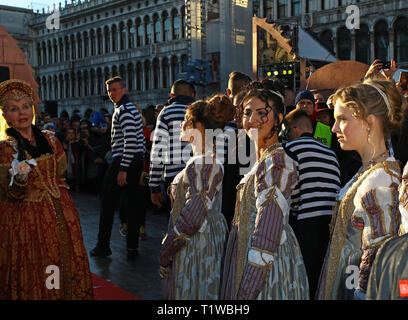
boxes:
[381,61,391,69]
[399,71,408,91]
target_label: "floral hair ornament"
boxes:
[8,153,37,186]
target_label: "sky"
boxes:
[0,1,60,10]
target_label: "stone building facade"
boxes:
[0,0,253,117]
[254,0,408,68]
[29,0,190,116]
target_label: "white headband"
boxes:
[364,83,391,111]
[268,90,285,103]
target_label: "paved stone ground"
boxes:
[71,190,169,300]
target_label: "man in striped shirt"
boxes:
[283,109,341,299]
[90,76,146,257]
[149,80,195,214]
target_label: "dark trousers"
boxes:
[293,215,332,300]
[97,156,144,250]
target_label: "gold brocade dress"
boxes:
[221,145,309,300]
[0,130,93,300]
[316,157,401,300]
[161,155,228,300]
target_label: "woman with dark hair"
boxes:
[221,88,309,300]
[159,94,235,300]
[0,79,93,299]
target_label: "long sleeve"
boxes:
[238,151,297,300]
[53,135,70,189]
[351,164,401,293]
[119,106,144,171]
[399,163,408,235]
[149,112,168,193]
[0,142,27,201]
[159,158,224,266]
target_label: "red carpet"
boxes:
[92,273,140,300]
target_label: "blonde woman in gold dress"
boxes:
[316,79,405,300]
[0,79,93,299]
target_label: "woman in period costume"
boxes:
[366,160,408,300]
[159,94,235,300]
[221,88,309,300]
[316,79,405,300]
[0,79,93,299]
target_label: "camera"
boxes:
[380,61,391,69]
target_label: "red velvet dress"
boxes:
[0,130,93,299]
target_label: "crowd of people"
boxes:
[0,57,408,300]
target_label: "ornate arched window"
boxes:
[97,28,103,54]
[153,14,161,43]
[319,30,333,53]
[394,16,408,64]
[97,68,103,95]
[77,71,82,97]
[59,38,64,61]
[136,62,142,91]
[337,27,351,60]
[162,11,170,42]
[112,25,118,52]
[144,60,151,90]
[127,63,134,91]
[162,58,169,88]
[153,58,160,89]
[119,23,126,50]
[90,30,96,56]
[104,26,110,53]
[136,18,143,47]
[64,36,70,60]
[172,9,180,40]
[77,33,82,58]
[356,24,370,64]
[70,35,76,59]
[83,32,89,57]
[144,16,152,45]
[171,56,179,82]
[181,6,186,38]
[127,20,135,49]
[374,20,389,62]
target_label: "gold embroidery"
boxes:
[50,194,73,298]
[324,160,401,299]
[234,144,283,298]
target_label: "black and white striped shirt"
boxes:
[214,121,238,164]
[111,95,145,171]
[149,96,195,193]
[283,133,341,220]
